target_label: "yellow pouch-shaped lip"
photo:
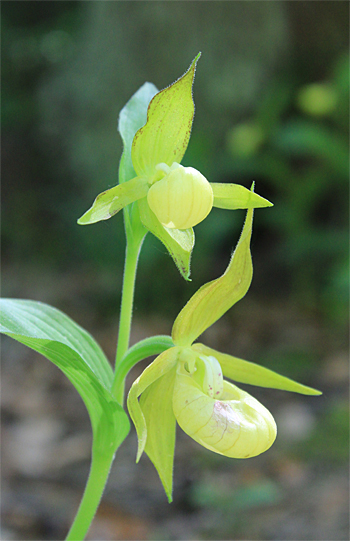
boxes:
[172,368,277,458]
[147,163,213,229]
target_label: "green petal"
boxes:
[172,199,254,346]
[211,183,273,210]
[127,347,180,461]
[140,368,177,502]
[193,344,322,396]
[138,198,194,280]
[131,53,201,178]
[77,176,148,225]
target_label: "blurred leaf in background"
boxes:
[223,52,349,324]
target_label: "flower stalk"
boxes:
[114,236,144,376]
[65,449,116,541]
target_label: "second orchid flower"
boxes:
[127,193,321,502]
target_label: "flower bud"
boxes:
[147,163,213,229]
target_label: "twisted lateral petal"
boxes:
[193,344,322,396]
[211,183,273,210]
[172,201,253,346]
[127,347,180,461]
[131,53,200,178]
[77,177,149,225]
[139,369,177,502]
[172,371,277,458]
[138,198,194,280]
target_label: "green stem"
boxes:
[113,335,174,404]
[112,235,143,397]
[65,450,115,541]
[67,214,145,539]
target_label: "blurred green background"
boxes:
[2,2,349,540]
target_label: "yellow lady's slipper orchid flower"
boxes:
[78,54,272,279]
[127,195,321,502]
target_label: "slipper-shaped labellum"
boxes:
[172,355,277,458]
[147,163,214,229]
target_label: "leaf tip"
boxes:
[308,388,323,396]
[161,476,174,503]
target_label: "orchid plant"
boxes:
[0,54,321,540]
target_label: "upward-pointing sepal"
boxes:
[172,188,254,346]
[132,53,201,178]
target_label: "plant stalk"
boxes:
[65,450,115,541]
[113,335,174,405]
[112,235,143,398]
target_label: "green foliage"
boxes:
[295,401,349,464]
[0,299,130,454]
[224,53,349,319]
[191,478,281,513]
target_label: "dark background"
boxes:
[2,2,349,540]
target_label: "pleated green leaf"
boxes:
[193,343,322,396]
[0,299,130,453]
